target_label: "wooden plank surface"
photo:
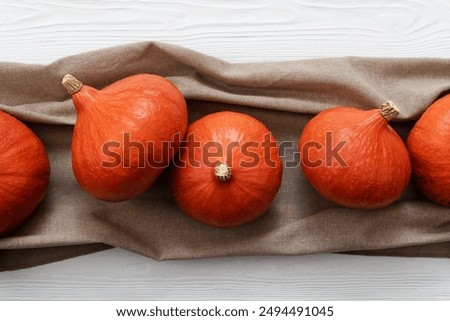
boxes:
[1,0,450,300]
[2,0,450,64]
[2,248,450,300]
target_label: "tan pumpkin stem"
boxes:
[379,101,399,121]
[214,162,232,181]
[62,74,83,94]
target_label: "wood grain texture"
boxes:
[1,0,450,300]
[1,248,450,300]
[1,0,450,64]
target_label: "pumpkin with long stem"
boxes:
[62,74,187,202]
[298,101,411,210]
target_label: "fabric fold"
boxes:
[1,41,450,271]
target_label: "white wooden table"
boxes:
[1,0,450,300]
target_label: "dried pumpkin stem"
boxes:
[214,162,232,181]
[62,74,83,94]
[379,101,399,121]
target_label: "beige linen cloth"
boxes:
[1,41,450,271]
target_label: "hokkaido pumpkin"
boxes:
[298,101,411,210]
[62,74,187,202]
[407,95,450,206]
[170,111,283,227]
[0,111,50,235]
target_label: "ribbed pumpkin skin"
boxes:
[170,111,283,227]
[70,74,187,202]
[407,95,450,207]
[299,106,411,210]
[0,111,50,234]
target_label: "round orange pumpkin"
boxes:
[62,74,187,202]
[0,111,50,235]
[170,111,283,227]
[298,101,411,210]
[407,95,450,206]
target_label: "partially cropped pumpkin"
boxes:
[298,102,411,210]
[407,95,450,206]
[0,111,50,234]
[62,74,187,202]
[170,111,283,227]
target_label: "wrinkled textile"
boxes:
[1,41,449,271]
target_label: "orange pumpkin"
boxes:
[0,111,50,234]
[407,95,450,206]
[298,101,411,209]
[170,111,283,227]
[62,74,187,202]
